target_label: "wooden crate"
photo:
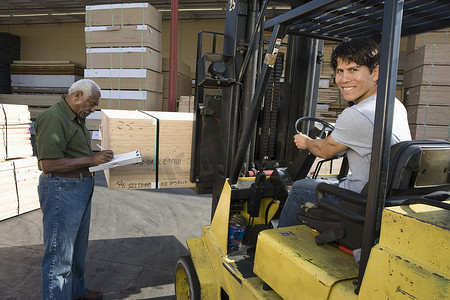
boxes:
[406,105,450,126]
[404,85,450,106]
[101,109,195,190]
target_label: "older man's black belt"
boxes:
[41,172,94,178]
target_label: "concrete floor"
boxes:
[0,172,212,300]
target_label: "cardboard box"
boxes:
[85,68,163,92]
[85,3,162,32]
[404,85,450,106]
[86,47,162,72]
[403,65,450,88]
[85,25,161,51]
[99,90,162,111]
[407,29,450,53]
[406,105,450,126]
[409,124,450,141]
[405,44,450,71]
[100,109,195,190]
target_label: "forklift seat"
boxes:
[297,140,450,250]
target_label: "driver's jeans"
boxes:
[278,178,341,227]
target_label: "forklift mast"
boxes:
[190,0,323,214]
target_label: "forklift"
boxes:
[175,0,450,299]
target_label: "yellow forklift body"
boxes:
[359,204,450,299]
[254,225,358,300]
[185,178,450,299]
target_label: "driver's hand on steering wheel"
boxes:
[294,132,311,150]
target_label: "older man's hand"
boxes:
[92,150,114,165]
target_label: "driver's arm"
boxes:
[294,132,347,159]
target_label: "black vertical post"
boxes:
[229,24,286,184]
[357,0,404,292]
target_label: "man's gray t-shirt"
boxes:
[331,94,411,193]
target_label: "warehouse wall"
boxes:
[161,19,225,77]
[0,18,226,77]
[0,23,85,65]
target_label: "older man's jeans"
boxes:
[38,175,95,300]
[278,178,341,227]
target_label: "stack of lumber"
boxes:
[100,109,195,190]
[316,41,346,122]
[178,95,194,113]
[0,104,33,160]
[14,156,40,215]
[10,60,83,94]
[162,57,192,111]
[0,94,61,120]
[0,161,18,220]
[84,3,163,111]
[0,157,40,221]
[404,29,450,141]
[0,104,40,220]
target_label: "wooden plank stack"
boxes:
[316,41,346,122]
[101,109,195,190]
[162,57,192,111]
[404,29,450,141]
[0,104,40,220]
[0,94,61,120]
[178,96,194,113]
[10,60,83,94]
[0,104,33,160]
[84,3,163,111]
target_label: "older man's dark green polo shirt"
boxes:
[35,98,92,173]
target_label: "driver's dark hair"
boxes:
[331,38,380,73]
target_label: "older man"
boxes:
[35,79,114,299]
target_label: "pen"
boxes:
[96,144,105,151]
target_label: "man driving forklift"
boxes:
[278,38,412,227]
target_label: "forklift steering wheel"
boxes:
[295,116,335,139]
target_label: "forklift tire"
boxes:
[175,255,201,300]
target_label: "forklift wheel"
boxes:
[175,255,201,300]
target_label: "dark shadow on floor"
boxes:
[0,236,189,300]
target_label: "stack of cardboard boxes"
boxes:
[84,3,163,111]
[404,29,450,141]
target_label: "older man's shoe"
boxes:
[78,289,102,300]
